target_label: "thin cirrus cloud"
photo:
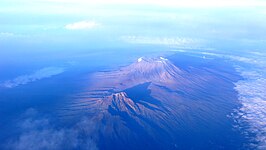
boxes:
[199,52,264,66]
[121,36,203,48]
[0,32,14,37]
[65,21,100,30]
[0,67,65,88]
[0,32,29,39]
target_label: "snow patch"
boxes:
[137,57,143,62]
[160,57,168,61]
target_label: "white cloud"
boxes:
[195,51,265,66]
[0,32,14,37]
[6,109,98,150]
[65,21,100,30]
[233,71,266,149]
[219,51,266,149]
[176,50,266,149]
[121,36,202,48]
[0,67,65,88]
[0,32,30,39]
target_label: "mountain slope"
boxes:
[60,56,243,149]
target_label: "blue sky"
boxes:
[1,0,266,52]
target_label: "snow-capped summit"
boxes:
[160,57,168,60]
[136,57,168,63]
[137,57,143,62]
[126,57,182,83]
[85,56,186,94]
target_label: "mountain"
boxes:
[120,57,183,84]
[61,56,242,149]
[85,57,190,92]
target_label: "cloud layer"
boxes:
[121,36,202,48]
[65,21,100,30]
[6,109,98,150]
[195,50,266,149]
[233,69,266,150]
[1,67,65,88]
[175,50,266,149]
